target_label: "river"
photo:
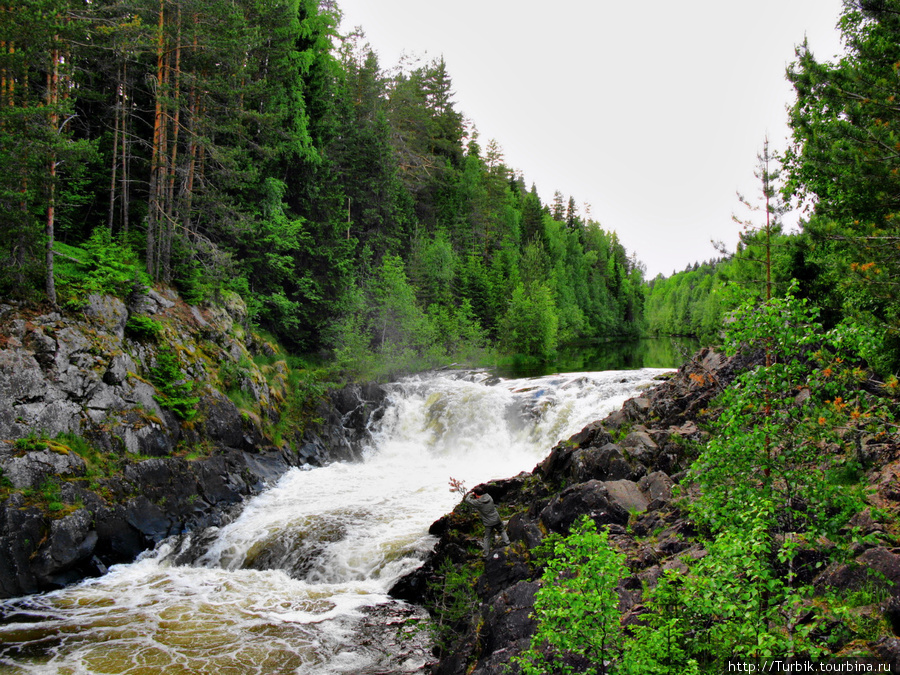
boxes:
[0,366,673,674]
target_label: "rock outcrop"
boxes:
[395,347,900,674]
[0,291,387,597]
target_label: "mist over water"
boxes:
[0,368,670,674]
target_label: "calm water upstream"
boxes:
[0,366,673,674]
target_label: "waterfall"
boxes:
[0,368,668,674]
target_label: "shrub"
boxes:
[125,315,163,342]
[150,349,199,421]
[516,516,627,675]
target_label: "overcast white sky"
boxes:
[335,0,846,278]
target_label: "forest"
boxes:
[3,1,899,377]
[0,0,648,378]
[4,0,900,671]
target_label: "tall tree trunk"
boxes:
[180,46,199,239]
[45,39,59,308]
[147,0,166,278]
[108,60,122,233]
[162,5,182,283]
[121,60,130,233]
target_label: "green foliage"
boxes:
[39,478,64,513]
[273,364,328,443]
[621,570,701,675]
[219,356,254,401]
[125,315,164,342]
[14,432,48,454]
[328,253,488,379]
[625,508,823,672]
[0,0,651,360]
[688,288,867,535]
[645,261,724,341]
[516,516,628,675]
[784,0,900,373]
[429,558,480,652]
[56,229,149,303]
[53,432,114,482]
[500,282,559,361]
[150,349,200,421]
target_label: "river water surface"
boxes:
[0,367,671,674]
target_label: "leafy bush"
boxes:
[624,507,823,672]
[150,349,199,421]
[125,315,163,342]
[57,229,150,303]
[689,287,868,535]
[516,516,627,675]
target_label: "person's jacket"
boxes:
[465,493,501,526]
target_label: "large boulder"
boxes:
[84,294,128,336]
[603,479,649,515]
[195,389,244,449]
[33,509,99,588]
[475,580,539,671]
[539,480,630,534]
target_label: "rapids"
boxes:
[0,367,670,674]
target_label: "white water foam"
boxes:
[0,368,670,674]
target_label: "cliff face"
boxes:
[394,349,900,675]
[0,289,386,598]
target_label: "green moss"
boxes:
[14,432,48,453]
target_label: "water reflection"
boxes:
[496,337,700,378]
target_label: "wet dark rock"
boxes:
[873,637,900,670]
[125,495,173,544]
[478,580,539,662]
[33,509,99,588]
[882,597,900,636]
[616,576,644,613]
[476,548,533,600]
[93,504,146,564]
[0,495,46,597]
[196,390,244,449]
[627,546,660,572]
[506,513,543,550]
[815,547,900,596]
[539,480,630,534]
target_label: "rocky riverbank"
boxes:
[391,348,900,674]
[0,290,387,598]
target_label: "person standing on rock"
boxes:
[463,485,510,558]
